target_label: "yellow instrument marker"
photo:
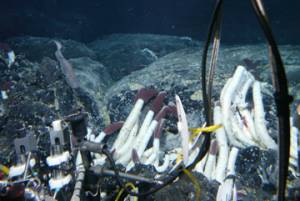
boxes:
[189,124,222,141]
[0,164,9,175]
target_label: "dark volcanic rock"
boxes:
[89,34,200,80]
[103,47,233,128]
[7,36,97,62]
[0,55,106,158]
[102,44,281,201]
[154,172,217,201]
[1,34,298,200]
[39,57,62,84]
[69,57,113,98]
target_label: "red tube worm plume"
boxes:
[166,104,177,117]
[154,105,178,122]
[150,91,167,114]
[154,106,170,121]
[154,119,166,139]
[134,88,158,103]
[103,121,124,135]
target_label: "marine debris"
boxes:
[0,42,15,68]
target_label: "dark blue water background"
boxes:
[0,0,298,44]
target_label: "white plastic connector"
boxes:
[9,164,25,178]
[46,151,70,167]
[52,120,62,132]
[9,159,36,178]
[49,174,72,190]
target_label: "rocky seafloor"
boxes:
[0,34,300,200]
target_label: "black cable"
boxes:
[207,8,223,112]
[250,0,292,200]
[101,148,183,197]
[187,0,224,171]
[201,0,223,125]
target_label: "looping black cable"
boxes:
[189,0,224,171]
[101,148,182,197]
[251,0,292,200]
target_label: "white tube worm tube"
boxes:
[231,70,262,147]
[137,120,159,159]
[203,140,218,180]
[290,118,299,169]
[226,147,239,176]
[126,162,135,172]
[154,154,170,173]
[136,111,155,144]
[216,147,239,201]
[229,68,258,147]
[193,153,208,174]
[253,81,277,150]
[220,78,232,104]
[115,121,139,163]
[230,113,257,147]
[119,111,155,164]
[239,109,261,145]
[144,118,165,166]
[175,95,190,166]
[214,104,229,183]
[142,148,154,158]
[186,147,200,167]
[117,91,165,165]
[221,66,249,148]
[125,120,158,170]
[144,139,159,165]
[215,146,229,182]
[216,179,237,201]
[112,99,144,151]
[233,72,254,107]
[93,122,124,144]
[143,153,156,165]
[130,105,173,167]
[153,138,160,159]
